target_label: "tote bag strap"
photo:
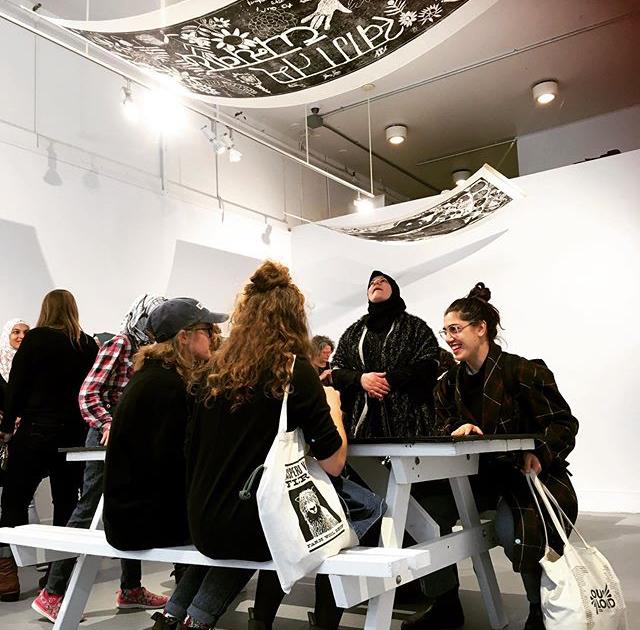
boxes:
[277,354,297,434]
[239,354,297,501]
[526,472,589,549]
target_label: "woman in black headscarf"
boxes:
[331,271,440,439]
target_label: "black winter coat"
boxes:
[103,360,190,550]
[332,312,439,438]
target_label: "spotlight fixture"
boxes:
[531,80,558,105]
[224,130,243,162]
[212,139,227,155]
[261,219,272,245]
[201,124,228,155]
[452,169,471,186]
[121,80,139,123]
[385,124,407,145]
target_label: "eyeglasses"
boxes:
[438,322,476,340]
[191,326,214,338]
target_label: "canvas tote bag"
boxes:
[527,473,627,630]
[256,356,357,592]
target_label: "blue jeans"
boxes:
[46,427,142,595]
[164,566,254,625]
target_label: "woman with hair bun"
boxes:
[148,261,349,630]
[406,283,579,630]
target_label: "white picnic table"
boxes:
[3,435,535,629]
[345,435,536,629]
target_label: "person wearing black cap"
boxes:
[102,297,227,552]
[331,271,439,439]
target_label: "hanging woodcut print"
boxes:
[44,0,496,107]
[328,165,524,242]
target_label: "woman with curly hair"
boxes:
[150,261,348,630]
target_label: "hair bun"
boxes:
[249,261,291,293]
[468,282,491,302]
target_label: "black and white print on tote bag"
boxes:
[286,457,344,550]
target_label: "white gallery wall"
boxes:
[0,16,367,330]
[517,104,640,176]
[292,149,640,513]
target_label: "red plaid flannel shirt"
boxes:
[78,334,134,431]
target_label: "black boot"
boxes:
[523,603,544,630]
[401,588,464,630]
[248,607,270,630]
[308,610,343,629]
[148,611,182,630]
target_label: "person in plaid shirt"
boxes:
[406,283,578,630]
[32,294,168,623]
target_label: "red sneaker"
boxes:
[32,589,63,623]
[116,586,168,609]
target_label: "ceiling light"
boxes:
[386,124,407,145]
[213,139,227,155]
[354,195,374,213]
[121,80,139,123]
[452,169,471,186]
[229,147,243,162]
[531,80,558,105]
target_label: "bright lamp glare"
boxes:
[354,197,374,213]
[122,98,139,123]
[143,90,186,135]
[388,135,405,145]
[536,92,556,104]
[229,148,243,163]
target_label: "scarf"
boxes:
[120,294,166,347]
[0,318,29,381]
[366,270,406,333]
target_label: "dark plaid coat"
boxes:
[434,343,579,572]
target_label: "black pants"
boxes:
[0,421,85,546]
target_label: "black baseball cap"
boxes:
[148,297,228,342]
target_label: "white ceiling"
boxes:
[28,0,640,199]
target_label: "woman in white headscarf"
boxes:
[0,319,30,390]
[0,319,30,421]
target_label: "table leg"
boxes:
[90,495,104,530]
[362,465,411,630]
[52,554,101,630]
[449,476,508,630]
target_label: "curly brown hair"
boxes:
[207,260,311,408]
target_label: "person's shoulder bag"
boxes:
[256,356,357,592]
[527,472,627,629]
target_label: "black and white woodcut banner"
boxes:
[326,165,524,242]
[46,0,496,106]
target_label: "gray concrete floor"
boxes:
[0,512,637,629]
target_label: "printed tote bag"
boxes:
[528,473,627,630]
[257,356,357,592]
